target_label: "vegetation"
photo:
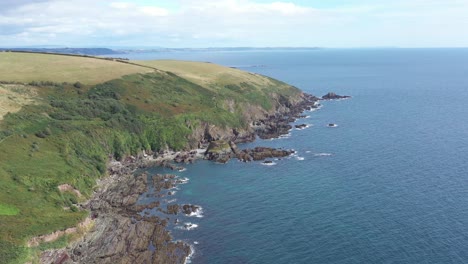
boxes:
[0,52,302,263]
[0,204,20,216]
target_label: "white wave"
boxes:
[295,124,312,130]
[314,153,332,157]
[166,198,177,203]
[184,244,196,264]
[296,156,305,161]
[188,207,204,218]
[307,104,322,112]
[177,168,187,172]
[176,222,199,231]
[279,133,292,139]
[261,161,277,166]
[194,241,199,245]
[177,177,190,184]
[327,124,338,127]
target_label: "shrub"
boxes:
[73,82,83,89]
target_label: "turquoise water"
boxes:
[136,49,468,263]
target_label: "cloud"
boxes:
[0,0,52,13]
[0,0,467,47]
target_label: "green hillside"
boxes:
[0,52,302,263]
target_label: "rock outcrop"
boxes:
[204,140,294,163]
[321,92,351,100]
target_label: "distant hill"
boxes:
[0,47,121,56]
[118,47,322,53]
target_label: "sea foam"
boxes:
[314,153,332,157]
[176,222,199,231]
[261,161,277,166]
[188,207,204,218]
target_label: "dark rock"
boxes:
[236,147,293,162]
[321,92,351,100]
[166,204,180,215]
[182,204,200,215]
[204,140,236,163]
[295,124,307,129]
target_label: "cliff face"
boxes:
[186,91,314,149]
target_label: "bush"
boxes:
[35,131,46,138]
[73,82,83,89]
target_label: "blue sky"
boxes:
[1,0,467,48]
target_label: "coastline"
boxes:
[39,92,321,264]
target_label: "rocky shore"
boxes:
[40,160,194,264]
[39,92,325,264]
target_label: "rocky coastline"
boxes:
[40,159,197,264]
[40,92,322,264]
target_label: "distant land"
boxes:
[0,47,121,56]
[0,47,322,56]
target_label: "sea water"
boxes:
[125,48,468,263]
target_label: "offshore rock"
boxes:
[238,147,294,161]
[204,140,293,163]
[321,92,351,100]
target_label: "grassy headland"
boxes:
[0,52,303,263]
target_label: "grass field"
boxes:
[138,60,282,89]
[0,52,153,85]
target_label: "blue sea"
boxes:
[123,49,468,263]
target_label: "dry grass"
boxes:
[137,60,277,90]
[0,84,38,120]
[0,52,153,85]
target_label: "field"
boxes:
[0,52,153,85]
[138,60,285,89]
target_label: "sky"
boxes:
[1,0,468,48]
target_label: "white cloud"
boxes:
[110,2,133,9]
[0,0,467,47]
[139,6,169,16]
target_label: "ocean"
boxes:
[121,49,468,263]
